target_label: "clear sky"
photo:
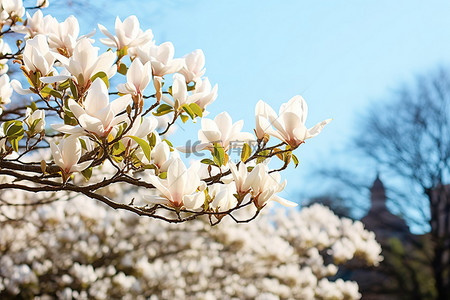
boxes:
[51,0,450,213]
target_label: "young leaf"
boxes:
[153,104,173,116]
[182,104,195,119]
[41,86,62,98]
[81,167,93,181]
[91,71,109,88]
[69,79,78,99]
[128,136,151,162]
[213,143,225,167]
[118,63,128,75]
[189,103,203,117]
[201,158,216,165]
[292,153,299,168]
[241,143,252,162]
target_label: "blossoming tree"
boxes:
[0,0,332,224]
[0,190,382,299]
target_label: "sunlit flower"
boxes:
[52,79,131,137]
[257,96,331,147]
[179,49,205,83]
[98,15,153,50]
[46,38,116,88]
[50,136,92,175]
[136,41,184,77]
[24,108,45,133]
[117,58,152,97]
[0,74,13,107]
[22,35,55,76]
[197,112,254,151]
[146,158,205,209]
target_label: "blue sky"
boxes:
[51,0,450,217]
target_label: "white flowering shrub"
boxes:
[0,0,334,223]
[0,188,382,299]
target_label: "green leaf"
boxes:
[112,141,126,156]
[189,103,203,117]
[4,120,24,137]
[30,101,38,112]
[128,136,151,162]
[180,114,189,123]
[201,158,216,165]
[9,136,21,152]
[241,143,252,162]
[41,86,62,98]
[81,167,93,181]
[182,104,195,119]
[69,79,78,99]
[159,171,167,179]
[162,139,173,148]
[256,149,270,164]
[58,79,70,90]
[91,71,109,88]
[153,104,173,116]
[79,138,87,150]
[213,143,225,166]
[292,154,299,168]
[118,63,128,75]
[148,132,157,148]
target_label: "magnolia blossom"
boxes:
[228,161,254,195]
[22,34,55,76]
[0,0,25,25]
[11,10,47,38]
[46,15,85,57]
[146,158,205,209]
[180,49,205,83]
[196,112,254,151]
[24,108,45,133]
[116,58,152,97]
[0,38,11,74]
[0,74,12,108]
[190,77,218,111]
[209,183,238,212]
[256,96,331,147]
[98,15,153,50]
[50,136,92,175]
[136,41,184,77]
[48,38,116,87]
[248,164,296,208]
[52,79,131,137]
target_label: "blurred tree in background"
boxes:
[312,67,450,299]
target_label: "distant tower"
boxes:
[362,174,410,240]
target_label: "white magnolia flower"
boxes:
[197,112,254,152]
[1,0,25,25]
[11,10,47,39]
[150,141,170,169]
[190,77,218,111]
[24,108,45,133]
[46,38,116,87]
[146,158,205,209]
[257,96,331,148]
[52,79,131,137]
[179,49,205,83]
[98,15,153,50]
[117,58,152,97]
[46,15,88,57]
[228,161,255,195]
[248,164,297,209]
[0,39,11,74]
[22,35,55,76]
[0,74,13,106]
[209,183,238,212]
[136,41,184,77]
[50,136,92,175]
